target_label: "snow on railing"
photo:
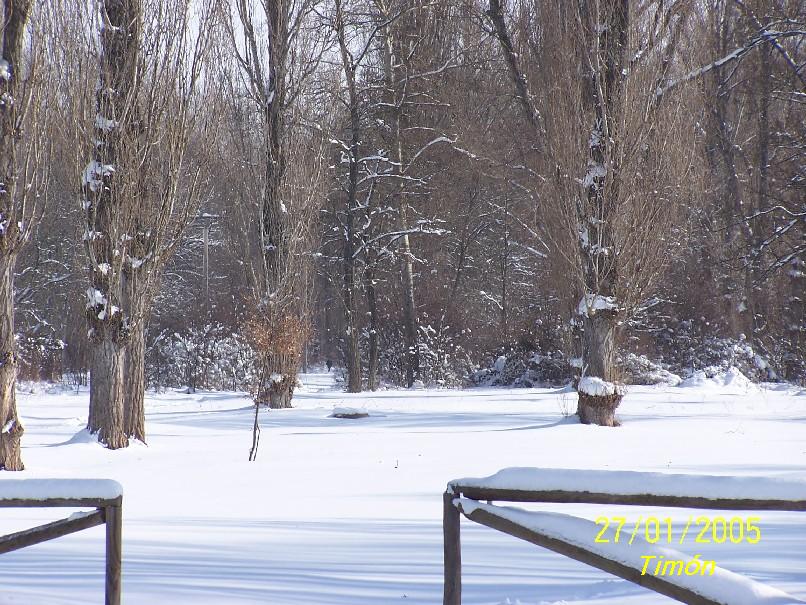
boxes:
[449,467,806,505]
[444,468,806,605]
[0,478,122,502]
[0,478,123,604]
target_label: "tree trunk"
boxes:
[0,256,23,470]
[124,313,146,442]
[83,0,141,450]
[344,258,362,393]
[381,23,420,388]
[365,264,379,391]
[399,231,420,388]
[747,42,772,346]
[336,11,363,394]
[260,352,296,409]
[0,0,35,471]
[578,312,620,427]
[710,4,754,339]
[392,112,419,388]
[89,337,128,450]
[575,0,628,427]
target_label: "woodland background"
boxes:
[6,0,805,402]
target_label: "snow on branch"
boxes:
[657,30,806,98]
[577,293,619,317]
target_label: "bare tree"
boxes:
[51,0,214,448]
[0,0,48,469]
[490,0,698,424]
[221,0,329,407]
[120,1,215,441]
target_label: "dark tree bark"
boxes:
[383,19,420,388]
[123,289,146,441]
[487,0,541,135]
[235,0,302,408]
[0,257,23,469]
[0,0,35,470]
[335,0,363,393]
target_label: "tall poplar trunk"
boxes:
[399,227,420,388]
[385,30,420,388]
[0,0,35,470]
[0,257,23,470]
[710,5,754,339]
[247,0,301,408]
[747,43,772,347]
[575,0,628,427]
[85,0,141,449]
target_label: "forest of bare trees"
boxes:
[1,0,803,466]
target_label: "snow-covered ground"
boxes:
[1,371,805,604]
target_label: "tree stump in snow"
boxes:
[576,376,623,427]
[576,392,622,426]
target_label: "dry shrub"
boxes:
[242,306,310,408]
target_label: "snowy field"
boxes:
[1,371,805,604]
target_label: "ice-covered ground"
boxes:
[1,371,805,604]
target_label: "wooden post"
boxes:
[104,500,122,605]
[443,491,461,605]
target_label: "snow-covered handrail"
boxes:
[443,468,806,605]
[450,498,804,605]
[0,478,122,506]
[448,467,806,510]
[0,478,122,604]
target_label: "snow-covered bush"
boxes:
[16,332,66,382]
[618,353,681,386]
[146,323,255,392]
[657,320,777,382]
[377,323,473,388]
[472,342,572,387]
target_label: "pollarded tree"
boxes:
[80,0,144,449]
[54,0,213,447]
[490,0,698,425]
[0,0,49,469]
[221,0,329,408]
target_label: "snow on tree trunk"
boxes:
[574,0,628,427]
[260,353,295,409]
[365,264,379,391]
[579,311,620,426]
[84,0,142,449]
[0,256,23,470]
[335,9,364,395]
[399,230,420,388]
